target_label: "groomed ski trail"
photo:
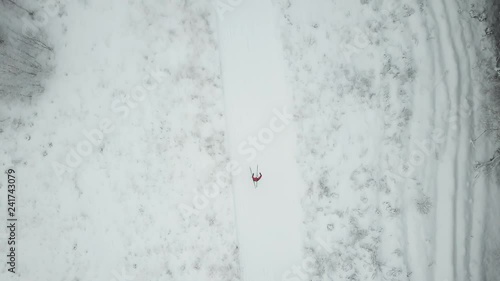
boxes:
[216,0,304,280]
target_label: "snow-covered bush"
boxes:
[0,0,53,100]
[415,194,432,215]
[484,0,500,126]
[467,0,500,175]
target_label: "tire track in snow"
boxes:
[450,1,485,279]
[425,0,460,280]
[420,7,451,281]
[438,0,478,280]
[415,2,453,280]
[437,0,462,280]
[453,0,492,279]
[441,0,476,280]
[461,12,488,281]
[426,0,477,280]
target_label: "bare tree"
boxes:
[0,0,53,100]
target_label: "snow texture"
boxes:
[0,0,499,280]
[1,1,239,281]
[272,0,500,280]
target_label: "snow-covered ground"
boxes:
[0,0,499,280]
[273,0,500,280]
[1,1,240,280]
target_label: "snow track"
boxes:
[396,0,496,280]
[412,1,479,280]
[216,1,304,280]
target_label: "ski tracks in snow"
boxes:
[405,0,486,280]
[216,1,304,280]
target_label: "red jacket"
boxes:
[252,173,262,182]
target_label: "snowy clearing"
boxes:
[0,0,499,281]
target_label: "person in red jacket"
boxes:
[252,172,262,188]
[250,166,262,188]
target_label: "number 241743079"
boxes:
[7,169,16,217]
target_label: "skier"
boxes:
[252,172,262,186]
[249,166,262,188]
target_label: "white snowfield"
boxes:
[217,0,304,280]
[0,0,499,280]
